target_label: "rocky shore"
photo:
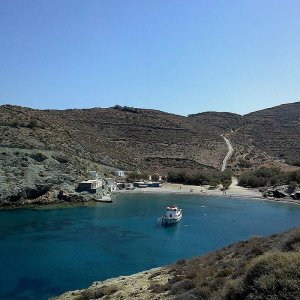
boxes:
[54,228,300,300]
[0,147,109,208]
[54,267,173,300]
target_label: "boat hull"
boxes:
[161,213,182,226]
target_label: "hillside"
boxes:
[55,227,300,299]
[0,101,299,206]
[237,102,300,164]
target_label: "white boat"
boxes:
[160,205,182,226]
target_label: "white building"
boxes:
[77,179,103,193]
[105,178,118,192]
[114,170,125,178]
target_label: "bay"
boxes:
[1,193,300,299]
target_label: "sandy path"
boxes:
[221,136,234,171]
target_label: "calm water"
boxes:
[1,193,300,299]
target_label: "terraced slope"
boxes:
[228,102,300,171]
[0,101,299,205]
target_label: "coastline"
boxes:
[2,180,299,210]
[116,183,262,199]
[114,180,300,206]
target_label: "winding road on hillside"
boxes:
[221,136,234,171]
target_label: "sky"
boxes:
[1,0,300,116]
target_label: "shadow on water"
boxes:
[3,277,60,300]
[56,225,150,243]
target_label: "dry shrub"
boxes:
[170,279,195,294]
[148,270,162,280]
[30,152,48,162]
[222,251,300,299]
[103,285,118,295]
[78,288,105,300]
[149,282,168,293]
[277,229,300,251]
[52,154,69,164]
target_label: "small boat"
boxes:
[160,205,182,226]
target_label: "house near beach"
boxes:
[292,190,300,200]
[114,170,125,178]
[105,178,118,192]
[76,179,103,193]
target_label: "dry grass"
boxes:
[163,228,300,299]
[222,252,300,299]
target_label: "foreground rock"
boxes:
[54,228,300,300]
[54,268,173,300]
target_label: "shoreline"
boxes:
[1,181,299,210]
[114,181,300,206]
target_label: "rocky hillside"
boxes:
[0,102,299,206]
[55,227,300,299]
[236,102,300,164]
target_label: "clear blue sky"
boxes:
[1,0,300,116]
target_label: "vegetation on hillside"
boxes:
[238,167,300,188]
[153,228,300,299]
[286,158,300,167]
[223,251,300,299]
[127,172,149,181]
[113,105,139,113]
[167,170,233,189]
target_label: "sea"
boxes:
[1,193,300,300]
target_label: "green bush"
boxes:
[238,158,252,168]
[127,171,148,181]
[167,170,232,187]
[112,105,138,113]
[238,167,299,188]
[151,174,159,181]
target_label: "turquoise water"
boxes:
[1,193,300,299]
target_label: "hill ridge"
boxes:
[0,101,299,205]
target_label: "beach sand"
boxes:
[115,178,300,205]
[117,177,262,199]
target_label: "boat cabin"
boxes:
[166,206,180,218]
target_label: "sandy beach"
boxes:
[115,178,300,205]
[117,178,262,199]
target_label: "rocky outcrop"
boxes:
[0,146,106,207]
[54,267,173,300]
[261,185,297,199]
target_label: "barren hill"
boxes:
[227,102,300,172]
[0,101,299,205]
